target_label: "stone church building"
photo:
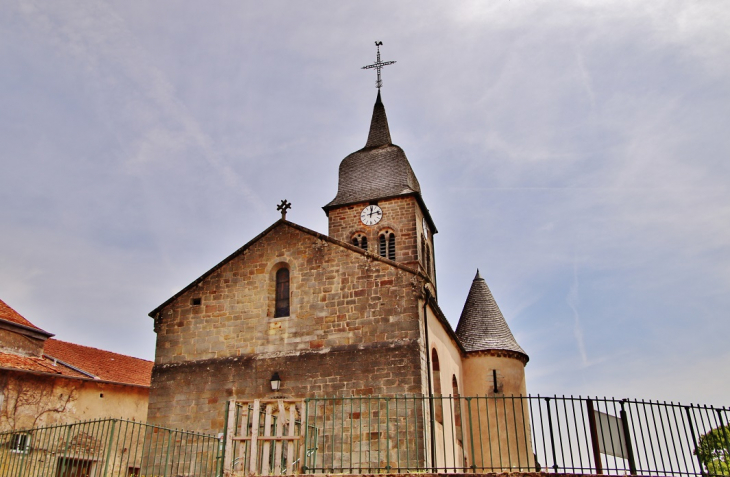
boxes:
[146,89,530,469]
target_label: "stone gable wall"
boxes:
[148,223,426,433]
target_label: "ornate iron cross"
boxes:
[277,199,292,220]
[362,41,396,89]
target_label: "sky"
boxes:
[1,1,728,407]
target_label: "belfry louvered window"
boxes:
[274,267,290,317]
[378,230,395,260]
[426,243,432,276]
[421,235,432,276]
[352,233,368,251]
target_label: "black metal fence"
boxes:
[530,397,728,476]
[0,418,222,477]
[300,395,729,476]
[3,397,727,476]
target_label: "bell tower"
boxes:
[323,44,437,282]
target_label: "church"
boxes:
[146,51,531,471]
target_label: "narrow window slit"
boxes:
[275,268,290,317]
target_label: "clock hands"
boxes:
[360,205,383,225]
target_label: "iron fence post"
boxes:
[545,397,559,473]
[586,398,603,474]
[428,395,436,473]
[217,401,229,477]
[620,400,637,475]
[386,398,391,471]
[466,397,476,473]
[684,405,705,476]
[713,408,730,477]
[163,427,174,477]
[102,419,117,477]
[15,432,29,477]
[302,398,309,472]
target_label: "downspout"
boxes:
[422,289,437,472]
[431,237,438,299]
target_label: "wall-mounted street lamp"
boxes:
[270,372,282,392]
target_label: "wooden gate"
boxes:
[223,399,304,476]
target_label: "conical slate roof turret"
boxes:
[324,91,422,211]
[455,270,528,360]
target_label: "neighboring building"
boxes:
[0,299,152,431]
[147,90,531,469]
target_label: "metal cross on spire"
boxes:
[361,41,396,89]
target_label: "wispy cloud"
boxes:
[1,0,728,403]
[567,258,589,366]
[13,0,265,211]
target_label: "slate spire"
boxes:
[364,90,392,148]
[455,270,528,359]
[324,91,422,211]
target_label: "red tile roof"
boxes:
[0,299,50,334]
[43,339,153,387]
[0,352,87,378]
[0,299,152,387]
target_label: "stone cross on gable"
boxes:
[277,199,291,220]
[362,41,396,89]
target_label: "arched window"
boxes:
[351,233,368,251]
[452,375,463,442]
[432,349,442,394]
[379,230,396,260]
[432,348,443,424]
[274,267,290,317]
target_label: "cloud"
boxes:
[13,0,265,211]
[567,259,589,366]
[1,0,728,403]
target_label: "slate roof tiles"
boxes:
[455,270,528,360]
[325,91,421,210]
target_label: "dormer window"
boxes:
[378,230,396,260]
[351,233,368,251]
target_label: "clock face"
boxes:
[360,205,383,226]
[422,218,430,240]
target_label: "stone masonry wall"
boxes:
[149,342,421,434]
[148,222,426,434]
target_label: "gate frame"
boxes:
[223,399,305,476]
